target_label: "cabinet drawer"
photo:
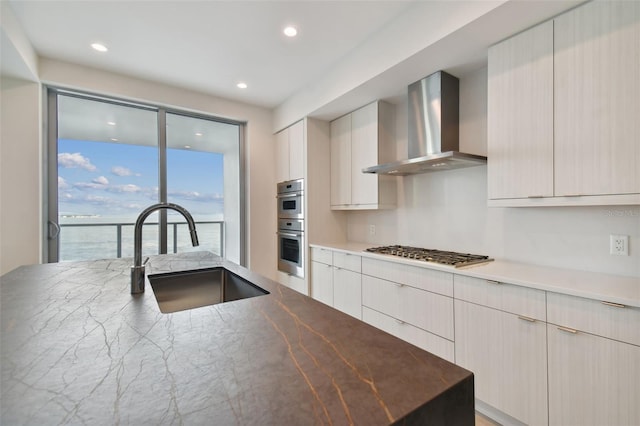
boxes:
[547,292,640,346]
[362,275,454,340]
[310,247,332,265]
[333,251,361,273]
[454,275,546,321]
[363,307,454,362]
[362,257,453,297]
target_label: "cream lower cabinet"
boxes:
[333,267,361,319]
[547,292,640,426]
[332,252,362,319]
[454,275,548,426]
[361,258,454,362]
[310,260,333,307]
[310,248,362,319]
[455,300,548,425]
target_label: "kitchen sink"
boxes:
[148,267,269,313]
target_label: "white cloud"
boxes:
[108,184,141,193]
[92,176,109,185]
[74,182,104,190]
[58,176,69,189]
[58,152,97,171]
[111,166,139,177]
[169,190,223,202]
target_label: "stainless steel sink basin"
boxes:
[148,267,269,313]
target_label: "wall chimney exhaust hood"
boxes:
[363,71,486,176]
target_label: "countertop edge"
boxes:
[309,242,640,308]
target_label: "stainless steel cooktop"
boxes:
[365,245,493,268]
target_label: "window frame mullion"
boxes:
[158,108,168,254]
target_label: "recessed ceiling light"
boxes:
[184,145,191,149]
[110,138,118,141]
[283,26,298,37]
[195,132,203,136]
[107,121,116,126]
[91,43,108,52]
[237,82,248,89]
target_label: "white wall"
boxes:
[345,67,640,278]
[1,58,277,279]
[0,77,42,275]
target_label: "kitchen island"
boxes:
[0,252,473,425]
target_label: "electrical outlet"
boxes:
[610,234,629,256]
[369,225,376,236]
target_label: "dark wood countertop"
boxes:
[0,252,473,425]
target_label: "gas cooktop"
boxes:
[365,245,493,268]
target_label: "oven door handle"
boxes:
[277,231,303,238]
[276,193,302,199]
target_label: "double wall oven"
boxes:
[276,179,304,278]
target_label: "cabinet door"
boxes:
[333,267,361,319]
[288,120,304,181]
[310,261,333,306]
[554,1,640,196]
[330,114,351,207]
[487,20,554,199]
[350,102,379,206]
[275,128,289,183]
[455,300,548,426]
[548,325,640,426]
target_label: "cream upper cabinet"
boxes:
[330,101,396,210]
[488,0,640,206]
[330,114,351,206]
[554,0,640,197]
[487,20,554,200]
[275,120,304,183]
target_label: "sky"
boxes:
[58,139,224,221]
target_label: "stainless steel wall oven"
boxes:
[277,179,304,278]
[276,179,304,219]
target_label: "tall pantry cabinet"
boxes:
[488,0,640,206]
[275,119,347,295]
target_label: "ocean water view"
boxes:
[59,214,223,262]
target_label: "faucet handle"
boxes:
[143,257,150,266]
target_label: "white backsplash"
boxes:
[346,166,639,277]
[346,67,639,278]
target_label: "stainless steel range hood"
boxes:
[363,71,486,176]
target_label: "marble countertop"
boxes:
[0,252,473,425]
[310,243,640,308]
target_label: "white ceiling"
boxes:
[6,0,415,108]
[3,0,587,130]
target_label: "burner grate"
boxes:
[365,245,493,267]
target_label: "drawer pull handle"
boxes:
[487,280,502,285]
[527,195,545,199]
[395,319,405,325]
[394,283,404,288]
[518,315,536,323]
[601,301,626,309]
[557,326,578,334]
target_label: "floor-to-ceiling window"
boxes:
[47,89,244,265]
